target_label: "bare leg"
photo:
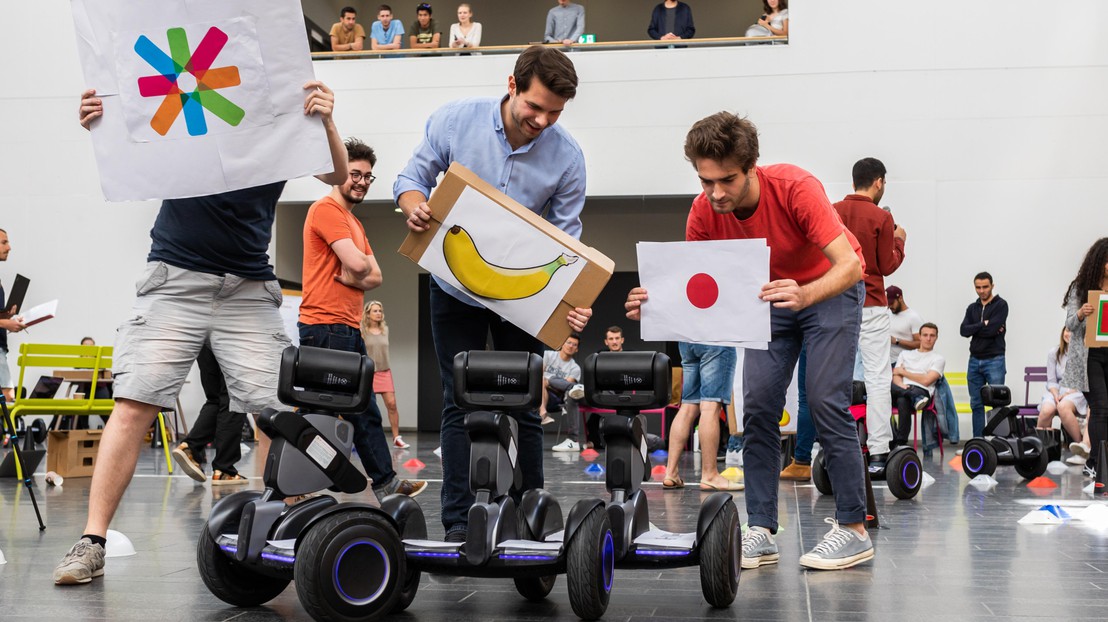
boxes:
[1,387,13,404]
[665,403,698,482]
[1057,399,1082,442]
[83,398,160,537]
[699,401,730,486]
[382,391,401,439]
[1036,400,1058,430]
[539,377,550,417]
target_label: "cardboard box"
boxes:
[47,430,102,478]
[399,162,615,349]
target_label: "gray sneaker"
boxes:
[567,383,586,400]
[741,526,779,569]
[53,538,106,585]
[799,518,874,570]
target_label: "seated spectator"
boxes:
[745,0,789,38]
[648,0,695,41]
[1037,326,1088,458]
[371,4,405,50]
[410,3,441,49]
[890,322,944,447]
[599,325,625,353]
[662,343,742,491]
[449,3,482,50]
[330,6,366,52]
[544,334,588,452]
[80,336,96,346]
[545,0,585,46]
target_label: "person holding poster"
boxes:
[53,84,348,586]
[1062,237,1108,477]
[625,112,874,571]
[395,45,591,542]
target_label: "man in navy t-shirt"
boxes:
[52,83,349,586]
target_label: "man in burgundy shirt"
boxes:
[833,158,906,476]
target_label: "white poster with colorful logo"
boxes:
[70,0,333,201]
[636,239,770,346]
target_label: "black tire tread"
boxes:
[566,507,612,621]
[1015,440,1050,480]
[197,527,290,607]
[962,439,997,478]
[698,500,740,608]
[885,450,922,500]
[812,452,833,496]
[515,509,558,601]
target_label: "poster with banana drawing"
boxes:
[399,163,614,349]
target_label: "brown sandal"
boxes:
[662,476,685,489]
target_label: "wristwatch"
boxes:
[893,337,899,345]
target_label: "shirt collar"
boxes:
[843,193,875,203]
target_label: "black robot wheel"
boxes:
[811,451,833,496]
[566,505,614,621]
[961,439,997,478]
[698,499,740,608]
[197,526,290,607]
[885,450,923,500]
[1014,437,1049,480]
[514,511,557,601]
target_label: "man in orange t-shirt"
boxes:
[299,137,426,500]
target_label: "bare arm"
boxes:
[304,82,347,186]
[760,233,862,311]
[896,368,941,388]
[331,239,382,291]
[893,332,921,351]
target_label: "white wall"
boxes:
[2,1,1105,432]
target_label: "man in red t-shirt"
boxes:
[300,137,426,500]
[833,158,906,477]
[626,112,873,571]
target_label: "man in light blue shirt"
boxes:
[370,4,404,50]
[544,0,586,45]
[395,45,591,542]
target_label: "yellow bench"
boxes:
[945,372,973,414]
[7,343,173,479]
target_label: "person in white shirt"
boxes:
[449,3,482,50]
[1036,326,1088,461]
[541,335,586,452]
[887,285,923,367]
[890,322,945,447]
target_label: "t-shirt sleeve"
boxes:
[930,354,946,377]
[791,175,846,250]
[895,352,906,369]
[355,24,366,39]
[311,202,355,246]
[543,351,556,376]
[910,312,923,334]
[330,23,341,37]
[685,195,711,241]
[569,360,581,381]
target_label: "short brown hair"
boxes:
[514,45,578,100]
[920,322,938,335]
[684,112,760,172]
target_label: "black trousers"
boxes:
[182,344,247,476]
[1087,348,1108,471]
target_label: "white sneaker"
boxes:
[552,439,580,452]
[433,446,442,458]
[393,435,410,449]
[567,384,585,400]
[1070,442,1091,459]
[913,394,930,411]
[1066,454,1088,466]
[541,415,556,426]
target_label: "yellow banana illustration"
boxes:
[443,225,578,300]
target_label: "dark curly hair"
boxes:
[1063,237,1108,307]
[345,137,377,167]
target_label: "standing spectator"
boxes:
[299,137,425,500]
[887,285,923,366]
[410,3,441,49]
[449,3,482,50]
[396,46,590,542]
[959,271,1008,438]
[360,300,409,449]
[171,344,249,484]
[833,157,905,476]
[648,0,695,41]
[1036,327,1088,451]
[662,343,742,491]
[371,4,405,50]
[53,83,347,586]
[626,112,873,571]
[544,0,585,46]
[1062,238,1108,476]
[0,228,25,405]
[330,6,366,52]
[746,0,789,37]
[890,323,945,446]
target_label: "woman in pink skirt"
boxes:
[361,301,409,448]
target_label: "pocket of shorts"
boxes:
[136,263,169,297]
[263,280,283,307]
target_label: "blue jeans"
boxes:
[430,280,545,533]
[297,322,396,492]
[679,343,737,404]
[968,355,1006,437]
[794,347,816,463]
[743,282,866,532]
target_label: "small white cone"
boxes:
[0,547,7,564]
[1083,481,1099,495]
[1018,509,1063,525]
[105,529,136,558]
[240,442,252,456]
[1046,461,1069,475]
[920,471,936,489]
[1076,503,1108,524]
[968,474,998,489]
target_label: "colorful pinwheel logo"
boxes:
[135,26,245,136]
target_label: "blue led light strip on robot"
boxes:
[635,549,691,557]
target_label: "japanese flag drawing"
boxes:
[637,239,771,345]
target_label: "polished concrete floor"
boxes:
[1,430,1107,621]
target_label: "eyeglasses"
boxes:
[350,171,376,184]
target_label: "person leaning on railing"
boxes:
[648,0,695,41]
[449,3,481,50]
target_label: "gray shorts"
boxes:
[112,262,293,412]
[0,347,11,389]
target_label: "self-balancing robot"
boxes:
[579,351,741,608]
[961,385,1050,480]
[198,345,411,621]
[812,381,924,500]
[389,350,616,620]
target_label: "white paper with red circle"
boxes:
[636,240,770,346]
